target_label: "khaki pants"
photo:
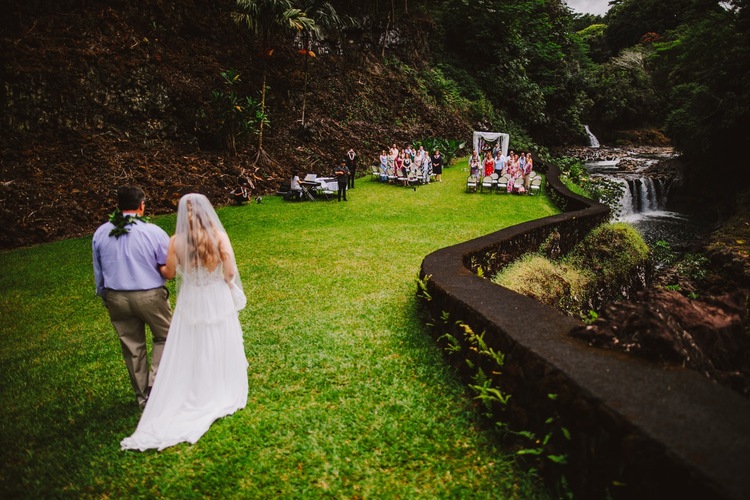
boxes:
[105,287,172,405]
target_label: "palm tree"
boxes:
[233,0,315,165]
[296,0,342,128]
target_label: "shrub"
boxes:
[493,254,593,313]
[493,223,650,317]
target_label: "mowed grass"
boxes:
[0,161,558,498]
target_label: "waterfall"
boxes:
[619,177,669,215]
[584,125,600,148]
[615,178,634,217]
[584,150,696,247]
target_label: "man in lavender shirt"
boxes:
[93,185,172,410]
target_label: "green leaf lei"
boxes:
[108,210,151,238]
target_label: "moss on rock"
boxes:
[493,223,650,317]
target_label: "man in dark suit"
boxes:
[335,160,350,201]
[344,148,358,189]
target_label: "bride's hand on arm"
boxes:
[218,232,237,284]
[160,236,177,279]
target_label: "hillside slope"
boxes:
[1,1,472,248]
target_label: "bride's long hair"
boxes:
[174,193,242,295]
[186,196,221,270]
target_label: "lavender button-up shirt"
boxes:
[92,218,170,297]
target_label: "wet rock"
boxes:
[571,288,750,398]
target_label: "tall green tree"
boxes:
[296,0,342,127]
[583,46,661,131]
[233,0,315,164]
[441,0,588,144]
[604,0,701,55]
[650,0,750,192]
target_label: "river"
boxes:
[586,154,702,247]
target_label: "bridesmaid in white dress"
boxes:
[121,193,248,451]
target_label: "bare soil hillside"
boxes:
[1,1,471,248]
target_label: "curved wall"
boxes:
[419,164,750,499]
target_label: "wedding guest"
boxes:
[414,147,425,172]
[483,151,495,177]
[431,149,444,182]
[402,153,412,186]
[93,185,172,410]
[289,172,304,200]
[404,144,414,161]
[494,150,506,176]
[335,160,350,201]
[523,152,534,192]
[394,150,404,175]
[379,150,389,181]
[344,148,358,189]
[415,146,425,167]
[386,148,396,182]
[422,152,432,183]
[469,151,481,180]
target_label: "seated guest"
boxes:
[290,172,304,200]
[230,176,252,205]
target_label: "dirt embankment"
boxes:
[1,1,471,249]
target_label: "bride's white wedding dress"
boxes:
[121,266,248,451]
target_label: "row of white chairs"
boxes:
[466,172,542,194]
[371,165,433,185]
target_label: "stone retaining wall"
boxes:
[419,164,750,499]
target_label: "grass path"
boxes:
[0,162,559,498]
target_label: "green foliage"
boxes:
[434,319,571,483]
[674,252,709,282]
[513,394,570,466]
[423,66,470,109]
[494,253,593,314]
[566,223,650,283]
[604,0,699,55]
[207,69,267,154]
[413,137,466,165]
[651,239,677,270]
[439,0,590,144]
[584,47,662,129]
[416,272,432,301]
[549,156,623,216]
[628,1,750,184]
[493,223,650,317]
[583,309,599,324]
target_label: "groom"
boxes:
[92,185,172,410]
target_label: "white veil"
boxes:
[173,193,242,298]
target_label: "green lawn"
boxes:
[0,161,559,498]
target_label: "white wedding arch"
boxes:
[472,131,510,156]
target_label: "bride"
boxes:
[121,193,248,451]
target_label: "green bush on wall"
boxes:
[493,223,650,318]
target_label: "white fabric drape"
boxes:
[472,131,510,156]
